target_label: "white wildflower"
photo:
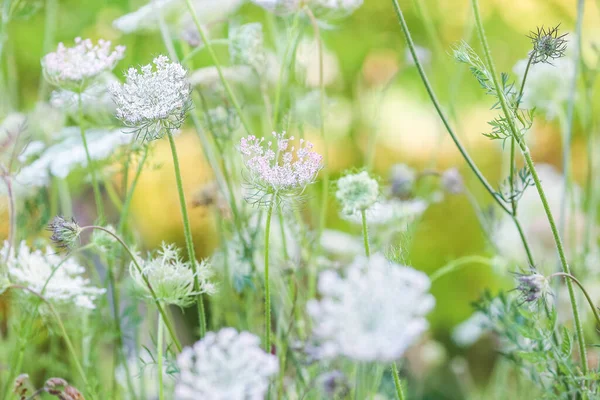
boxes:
[175,328,278,400]
[336,171,379,216]
[1,241,105,310]
[110,55,192,142]
[389,163,416,198]
[229,23,266,72]
[239,131,323,204]
[130,243,215,307]
[41,37,125,90]
[307,253,435,362]
[342,199,427,226]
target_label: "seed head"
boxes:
[336,171,379,215]
[528,25,568,65]
[514,271,550,304]
[42,37,125,91]
[47,216,82,252]
[109,55,192,142]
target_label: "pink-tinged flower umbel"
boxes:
[239,132,323,204]
[42,37,125,90]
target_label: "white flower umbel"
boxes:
[229,23,266,72]
[239,131,323,205]
[130,243,215,307]
[175,328,279,400]
[110,55,192,142]
[1,241,105,310]
[42,37,125,91]
[336,171,379,216]
[307,253,435,362]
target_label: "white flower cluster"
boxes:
[307,253,435,362]
[229,23,266,72]
[130,243,215,307]
[110,55,192,141]
[1,241,105,310]
[175,328,278,399]
[239,132,323,202]
[335,171,379,216]
[42,37,125,89]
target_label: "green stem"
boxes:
[81,226,183,352]
[430,255,496,283]
[361,210,370,257]
[117,145,149,234]
[469,0,588,376]
[78,93,105,222]
[166,132,206,338]
[512,216,535,267]
[264,201,275,351]
[183,0,252,135]
[390,0,510,215]
[157,310,164,400]
[550,273,600,330]
[392,363,405,400]
[272,12,302,129]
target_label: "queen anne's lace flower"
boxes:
[130,243,215,307]
[239,132,323,204]
[110,55,192,141]
[1,241,105,310]
[335,171,379,216]
[42,37,125,90]
[175,328,278,399]
[307,253,435,362]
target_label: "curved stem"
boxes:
[470,0,588,375]
[390,0,509,215]
[157,310,165,400]
[361,210,370,257]
[183,0,252,135]
[392,363,405,400]
[264,201,275,351]
[80,226,183,352]
[430,255,496,283]
[166,132,207,338]
[78,93,104,222]
[550,272,600,330]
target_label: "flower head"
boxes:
[1,241,105,310]
[528,25,568,65]
[130,243,215,307]
[239,132,323,205]
[175,328,278,399]
[110,55,192,142]
[336,171,379,215]
[42,37,125,90]
[47,216,82,251]
[307,253,435,362]
[441,168,464,194]
[514,271,551,304]
[229,23,266,72]
[389,163,416,199]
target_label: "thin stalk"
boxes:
[512,216,535,266]
[81,226,183,352]
[157,311,165,400]
[390,0,510,215]
[181,39,229,63]
[469,0,588,376]
[264,201,275,351]
[117,145,149,234]
[430,255,496,283]
[166,132,206,337]
[272,12,302,128]
[549,273,600,330]
[361,210,370,257]
[183,0,252,135]
[5,178,15,260]
[78,93,105,222]
[392,363,405,400]
[38,0,58,99]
